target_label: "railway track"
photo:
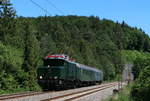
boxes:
[42,82,117,101]
[0,91,43,101]
[0,82,118,101]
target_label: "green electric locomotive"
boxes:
[37,54,103,90]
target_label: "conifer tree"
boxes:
[22,21,40,90]
[0,0,16,43]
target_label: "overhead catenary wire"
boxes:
[29,0,51,15]
[45,0,64,15]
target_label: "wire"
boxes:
[45,0,64,15]
[29,0,51,15]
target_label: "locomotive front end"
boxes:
[37,54,68,90]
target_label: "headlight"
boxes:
[39,76,43,79]
[54,76,57,79]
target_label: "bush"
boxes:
[131,66,150,101]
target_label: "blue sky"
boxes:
[11,0,150,36]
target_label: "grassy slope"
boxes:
[104,84,132,101]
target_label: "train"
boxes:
[37,54,103,90]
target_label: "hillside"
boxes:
[1,15,150,93]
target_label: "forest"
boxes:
[0,1,150,101]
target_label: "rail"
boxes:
[42,82,117,101]
[0,82,118,101]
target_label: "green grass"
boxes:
[103,84,132,101]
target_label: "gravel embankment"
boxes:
[4,83,110,101]
[73,83,126,101]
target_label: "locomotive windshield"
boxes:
[44,59,65,66]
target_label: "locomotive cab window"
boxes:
[44,59,65,66]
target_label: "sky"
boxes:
[11,0,150,36]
